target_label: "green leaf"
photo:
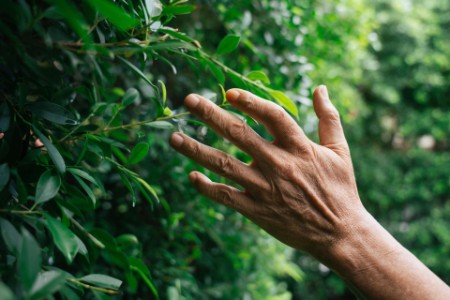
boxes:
[145,121,174,129]
[127,143,150,165]
[45,215,80,263]
[85,0,138,31]
[0,282,14,300]
[205,59,225,84]
[267,89,299,119]
[35,170,61,204]
[73,174,96,207]
[18,228,42,291]
[129,258,158,299]
[32,127,66,173]
[0,163,10,192]
[29,270,68,300]
[121,88,139,108]
[162,5,195,16]
[246,71,271,85]
[80,274,122,290]
[118,56,157,90]
[216,35,241,55]
[67,168,98,186]
[158,80,167,106]
[158,28,196,43]
[135,177,159,203]
[27,102,78,125]
[0,102,11,132]
[0,218,21,254]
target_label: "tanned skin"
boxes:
[169,86,450,299]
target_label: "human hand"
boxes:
[169,86,366,257]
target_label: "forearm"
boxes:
[318,211,450,299]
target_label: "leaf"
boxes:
[80,274,122,290]
[216,35,241,55]
[127,143,150,165]
[29,270,68,300]
[0,163,10,192]
[162,5,195,16]
[205,59,225,84]
[0,218,21,254]
[35,170,61,204]
[129,258,158,299]
[135,177,159,203]
[32,126,66,173]
[85,0,138,31]
[121,88,139,108]
[67,168,98,186]
[73,174,96,206]
[18,228,42,291]
[158,80,167,106]
[267,89,299,119]
[0,102,11,132]
[246,71,271,84]
[158,28,196,43]
[45,215,80,264]
[27,102,78,125]
[118,56,157,90]
[144,121,174,129]
[0,282,14,300]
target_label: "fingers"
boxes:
[189,171,255,214]
[313,86,348,150]
[226,89,308,148]
[184,94,276,158]
[170,132,268,189]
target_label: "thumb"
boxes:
[313,85,348,150]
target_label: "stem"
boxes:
[0,209,42,215]
[68,215,105,249]
[67,278,121,295]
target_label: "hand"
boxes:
[169,86,366,256]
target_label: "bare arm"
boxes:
[169,86,450,299]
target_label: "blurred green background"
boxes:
[0,0,449,299]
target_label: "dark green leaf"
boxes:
[121,88,139,108]
[0,102,11,132]
[216,35,241,55]
[0,282,14,300]
[67,168,98,186]
[205,59,225,84]
[246,71,271,84]
[27,102,78,125]
[29,270,68,300]
[127,143,149,165]
[267,89,299,118]
[32,127,66,173]
[80,274,122,290]
[162,5,195,16]
[73,174,96,206]
[45,215,80,263]
[0,218,21,254]
[18,228,42,291]
[86,0,139,31]
[0,163,10,192]
[35,170,61,204]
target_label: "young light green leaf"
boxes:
[135,177,159,203]
[32,126,66,173]
[163,107,173,116]
[267,89,299,119]
[35,170,61,204]
[121,88,139,108]
[73,174,96,207]
[67,168,98,186]
[158,80,167,106]
[27,102,78,125]
[19,228,42,291]
[0,282,14,300]
[86,0,138,31]
[216,35,241,55]
[145,121,174,129]
[246,71,271,85]
[80,274,122,290]
[29,270,68,300]
[128,143,150,165]
[45,215,80,264]
[0,218,21,254]
[0,163,10,192]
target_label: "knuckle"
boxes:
[187,140,201,156]
[216,155,234,176]
[323,108,341,122]
[200,103,216,121]
[227,119,248,140]
[271,106,287,122]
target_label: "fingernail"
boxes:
[226,89,240,102]
[185,94,200,108]
[170,133,184,147]
[320,85,329,99]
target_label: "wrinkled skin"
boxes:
[169,86,450,299]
